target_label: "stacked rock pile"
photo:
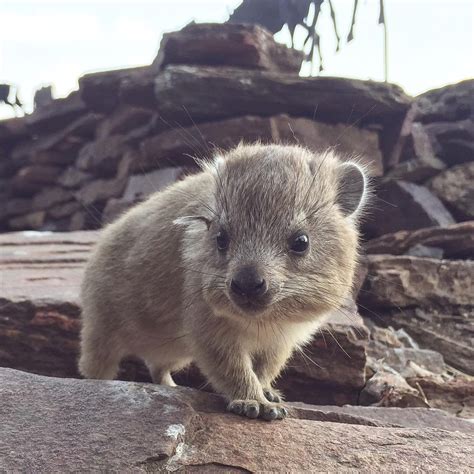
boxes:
[0,23,408,231]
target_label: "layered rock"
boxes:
[153,22,304,72]
[138,114,383,173]
[0,21,405,232]
[155,65,410,126]
[360,255,474,375]
[365,221,474,259]
[1,368,473,472]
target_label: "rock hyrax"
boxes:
[79,143,368,421]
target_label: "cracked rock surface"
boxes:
[1,368,473,472]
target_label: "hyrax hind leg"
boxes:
[78,319,123,380]
[147,365,177,387]
[146,357,192,387]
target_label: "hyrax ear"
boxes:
[336,162,367,217]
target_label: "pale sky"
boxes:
[0,0,473,119]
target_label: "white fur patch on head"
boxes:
[199,154,226,176]
[173,216,210,231]
[214,154,225,168]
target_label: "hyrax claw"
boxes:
[227,400,288,421]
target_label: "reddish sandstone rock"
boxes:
[154,65,411,126]
[1,369,473,472]
[153,23,304,73]
[139,114,382,173]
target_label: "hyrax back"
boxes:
[79,143,368,421]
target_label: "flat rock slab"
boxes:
[155,65,411,126]
[301,404,474,434]
[0,230,97,305]
[1,369,473,472]
[365,221,474,259]
[153,23,303,73]
[79,66,152,113]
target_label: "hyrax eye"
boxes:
[290,232,309,254]
[216,229,229,251]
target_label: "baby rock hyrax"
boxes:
[79,143,368,421]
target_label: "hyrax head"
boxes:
[178,144,368,323]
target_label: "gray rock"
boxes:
[415,79,474,123]
[361,256,474,375]
[96,106,154,138]
[58,166,92,189]
[424,119,474,166]
[79,66,152,113]
[365,221,474,259]
[24,91,87,134]
[429,161,474,220]
[10,165,62,195]
[387,122,446,182]
[32,187,73,211]
[365,180,455,237]
[386,156,445,183]
[8,211,46,230]
[123,167,187,201]
[406,243,444,259]
[76,135,129,177]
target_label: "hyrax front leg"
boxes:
[193,339,287,421]
[253,346,293,403]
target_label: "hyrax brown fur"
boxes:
[79,143,368,421]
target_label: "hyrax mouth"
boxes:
[230,296,269,314]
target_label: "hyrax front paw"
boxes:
[227,399,288,421]
[263,388,283,403]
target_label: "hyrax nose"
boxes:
[231,266,267,298]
